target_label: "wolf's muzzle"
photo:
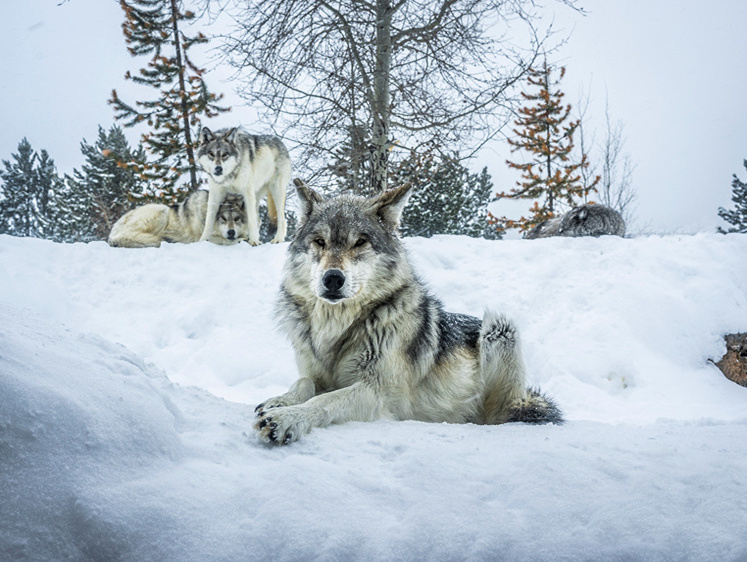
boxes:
[214,165,223,176]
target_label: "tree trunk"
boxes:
[370,0,392,193]
[170,0,197,191]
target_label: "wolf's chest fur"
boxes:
[301,300,382,388]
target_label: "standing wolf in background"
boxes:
[524,203,626,239]
[197,127,291,245]
[108,191,248,248]
[255,179,562,445]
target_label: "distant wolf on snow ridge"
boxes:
[197,127,291,246]
[108,190,248,248]
[524,203,626,239]
[255,179,562,445]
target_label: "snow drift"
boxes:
[1,232,746,560]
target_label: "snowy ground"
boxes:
[1,232,747,560]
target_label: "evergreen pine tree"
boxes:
[325,123,375,196]
[0,138,37,236]
[109,0,229,204]
[0,138,62,239]
[63,125,147,241]
[492,60,598,234]
[392,151,501,239]
[34,149,68,241]
[717,159,747,234]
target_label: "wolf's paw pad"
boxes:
[254,407,308,445]
[483,318,516,346]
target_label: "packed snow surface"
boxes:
[1,232,747,560]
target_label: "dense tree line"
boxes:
[1,0,660,244]
[0,128,146,242]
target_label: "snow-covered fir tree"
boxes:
[391,151,500,239]
[717,159,747,234]
[62,125,147,241]
[109,0,229,204]
[0,138,62,239]
[493,60,597,234]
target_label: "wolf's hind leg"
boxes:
[480,311,528,424]
[254,377,316,416]
[480,311,563,425]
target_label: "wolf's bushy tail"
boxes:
[507,387,564,425]
[265,193,278,239]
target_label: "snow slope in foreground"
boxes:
[1,233,747,560]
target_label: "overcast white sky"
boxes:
[1,0,746,233]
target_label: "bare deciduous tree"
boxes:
[216,0,576,193]
[575,89,637,227]
[597,100,637,226]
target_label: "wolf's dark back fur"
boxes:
[560,204,625,237]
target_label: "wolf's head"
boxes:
[286,179,413,305]
[215,194,247,242]
[197,127,241,183]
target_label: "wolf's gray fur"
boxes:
[108,191,247,248]
[197,127,291,245]
[255,179,562,444]
[524,204,626,239]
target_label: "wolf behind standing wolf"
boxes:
[255,179,562,445]
[108,191,247,248]
[197,127,291,246]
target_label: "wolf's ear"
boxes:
[223,127,239,143]
[199,127,215,145]
[372,183,413,229]
[294,178,325,222]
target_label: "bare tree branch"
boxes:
[210,0,577,192]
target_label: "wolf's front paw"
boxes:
[255,406,310,445]
[246,238,261,246]
[254,396,291,417]
[269,237,284,244]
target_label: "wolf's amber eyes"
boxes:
[208,151,215,158]
[353,237,367,248]
[313,238,326,249]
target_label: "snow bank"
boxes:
[1,233,747,559]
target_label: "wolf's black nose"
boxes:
[322,269,346,292]
[215,165,223,175]
[227,229,235,239]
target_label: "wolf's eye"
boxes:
[313,238,326,249]
[353,237,367,248]
[208,151,215,158]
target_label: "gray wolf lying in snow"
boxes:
[255,179,562,444]
[196,127,291,246]
[524,203,626,239]
[108,191,247,248]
